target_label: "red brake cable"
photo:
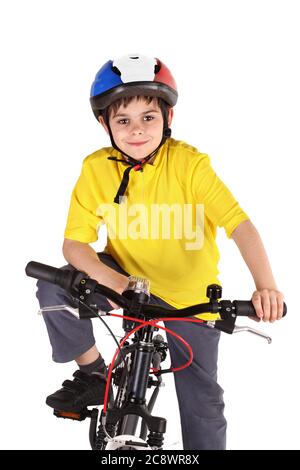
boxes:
[102,312,204,414]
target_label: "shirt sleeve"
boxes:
[192,154,250,238]
[64,160,103,243]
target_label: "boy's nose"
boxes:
[132,129,143,135]
[130,122,144,134]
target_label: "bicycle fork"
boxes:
[102,328,167,449]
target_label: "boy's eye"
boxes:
[116,115,154,125]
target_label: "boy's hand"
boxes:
[250,289,285,322]
[99,272,129,310]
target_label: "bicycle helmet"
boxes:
[90,54,178,204]
[90,54,178,119]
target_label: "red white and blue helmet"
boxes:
[90,54,178,119]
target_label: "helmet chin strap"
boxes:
[105,112,171,204]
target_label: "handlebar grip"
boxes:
[233,300,287,317]
[26,261,60,284]
[25,261,129,308]
[25,261,76,292]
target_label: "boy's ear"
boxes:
[98,115,109,134]
[168,108,174,127]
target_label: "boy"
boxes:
[36,54,284,450]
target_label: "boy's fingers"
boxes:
[277,293,284,319]
[261,291,271,322]
[249,315,261,322]
[251,292,264,319]
[269,291,278,322]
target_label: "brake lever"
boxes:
[207,317,272,344]
[38,305,108,319]
[233,324,272,343]
[38,305,80,319]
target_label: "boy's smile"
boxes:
[99,97,173,161]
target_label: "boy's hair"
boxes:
[104,96,171,122]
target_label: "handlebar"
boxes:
[25,261,287,320]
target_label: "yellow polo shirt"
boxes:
[65,138,249,312]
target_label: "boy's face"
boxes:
[99,97,173,160]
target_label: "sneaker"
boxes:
[46,370,109,412]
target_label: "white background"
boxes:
[0,0,299,450]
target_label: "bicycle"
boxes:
[25,261,287,450]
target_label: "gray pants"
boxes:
[36,252,226,450]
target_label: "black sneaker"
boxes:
[46,370,109,412]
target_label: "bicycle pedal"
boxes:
[53,408,92,421]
